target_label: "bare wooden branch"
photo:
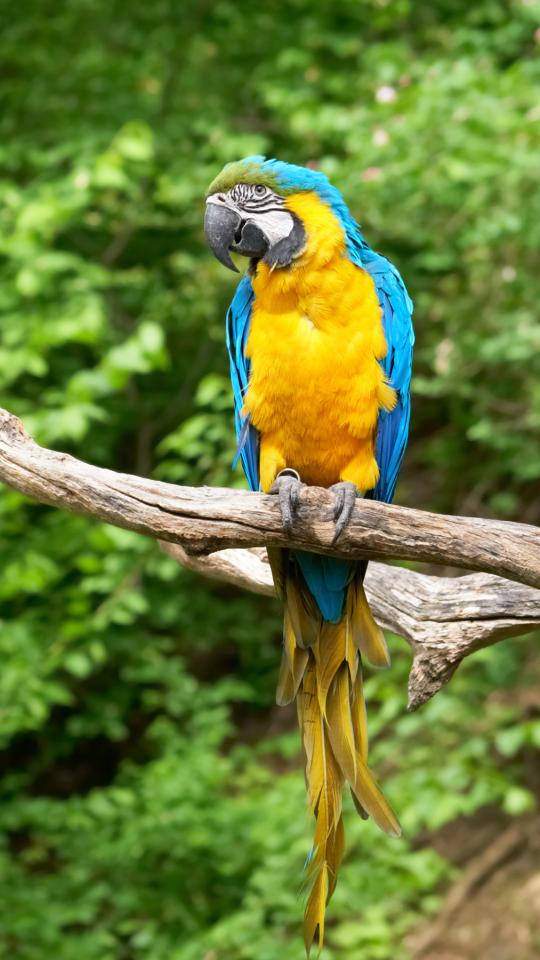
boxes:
[1,407,540,586]
[0,405,539,711]
[160,543,277,597]
[159,542,540,711]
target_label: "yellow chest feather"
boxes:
[244,192,395,492]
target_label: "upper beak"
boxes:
[205,200,271,273]
[204,203,242,273]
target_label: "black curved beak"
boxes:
[204,203,242,273]
[205,203,270,273]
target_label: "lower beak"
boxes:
[204,204,270,273]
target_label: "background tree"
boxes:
[0,1,540,957]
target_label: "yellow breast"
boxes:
[244,191,395,493]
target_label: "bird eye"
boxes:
[254,184,266,196]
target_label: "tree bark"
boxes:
[1,405,539,711]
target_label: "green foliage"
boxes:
[0,1,540,957]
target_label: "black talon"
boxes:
[270,469,306,536]
[329,481,358,544]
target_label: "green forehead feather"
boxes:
[206,160,295,197]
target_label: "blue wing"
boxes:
[346,224,414,505]
[226,273,260,491]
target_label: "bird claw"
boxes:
[329,481,357,544]
[270,469,306,535]
[270,472,356,542]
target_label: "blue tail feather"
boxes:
[295,551,353,623]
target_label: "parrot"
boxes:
[204,156,414,956]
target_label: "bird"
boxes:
[204,156,414,956]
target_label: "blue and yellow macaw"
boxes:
[204,157,414,955]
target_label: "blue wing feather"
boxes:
[345,222,414,505]
[226,274,260,491]
[232,413,252,470]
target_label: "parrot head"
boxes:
[204,156,351,272]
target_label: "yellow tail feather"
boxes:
[285,567,321,648]
[274,552,401,957]
[350,752,401,838]
[303,863,327,958]
[351,666,368,762]
[276,609,309,705]
[325,664,357,785]
[348,578,390,668]
[276,645,308,705]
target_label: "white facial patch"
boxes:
[248,208,294,246]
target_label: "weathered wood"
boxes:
[1,405,539,710]
[160,542,540,711]
[161,543,277,597]
[2,407,540,589]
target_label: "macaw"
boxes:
[204,157,414,956]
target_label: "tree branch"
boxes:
[1,408,540,582]
[0,405,539,711]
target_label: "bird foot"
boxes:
[328,481,358,544]
[269,469,306,535]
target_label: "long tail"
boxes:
[268,548,401,957]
